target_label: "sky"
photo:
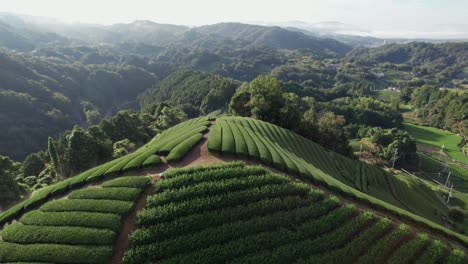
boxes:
[1,0,467,38]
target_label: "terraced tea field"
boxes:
[123,162,466,264]
[207,116,465,242]
[0,176,151,263]
[0,116,210,227]
[0,116,467,263]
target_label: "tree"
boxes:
[248,75,284,122]
[367,128,417,165]
[113,139,136,158]
[0,155,22,209]
[317,112,351,156]
[229,75,285,123]
[229,83,251,117]
[48,137,60,179]
[278,93,303,129]
[157,107,188,129]
[297,106,319,141]
[391,96,400,112]
[66,126,98,174]
[21,153,44,177]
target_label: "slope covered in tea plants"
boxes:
[208,116,464,242]
[0,116,211,227]
[0,176,151,263]
[123,162,466,264]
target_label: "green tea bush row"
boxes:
[446,249,467,264]
[1,223,116,245]
[228,121,249,156]
[130,195,325,245]
[121,152,156,171]
[150,206,358,264]
[138,183,310,225]
[156,166,267,191]
[131,195,335,247]
[40,199,133,215]
[356,224,411,264]
[0,202,27,225]
[387,233,430,264]
[20,211,122,232]
[149,174,289,206]
[206,123,222,152]
[301,218,393,263]
[126,201,345,263]
[68,187,142,201]
[0,242,112,264]
[415,239,447,264]
[101,176,151,189]
[142,155,162,167]
[163,161,245,177]
[166,133,203,162]
[158,126,208,154]
[219,120,236,154]
[238,124,261,159]
[229,210,372,264]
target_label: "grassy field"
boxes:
[123,162,466,263]
[404,123,466,163]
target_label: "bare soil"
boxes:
[110,181,157,264]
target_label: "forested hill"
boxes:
[194,22,351,55]
[0,14,351,56]
[0,50,158,160]
[139,69,237,116]
[0,13,466,162]
[347,42,468,77]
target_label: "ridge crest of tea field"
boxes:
[0,115,467,263]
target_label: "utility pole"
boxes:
[445,172,451,188]
[359,144,363,160]
[447,183,454,204]
[392,148,398,169]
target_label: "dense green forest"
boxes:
[0,13,466,210]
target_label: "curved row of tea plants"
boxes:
[0,176,151,264]
[0,117,210,226]
[123,162,465,264]
[207,116,468,245]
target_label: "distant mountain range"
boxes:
[0,13,349,54]
[1,12,466,54]
[255,20,468,46]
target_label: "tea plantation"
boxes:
[0,116,210,227]
[208,116,466,243]
[0,116,467,263]
[123,162,466,264]
[0,176,151,263]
